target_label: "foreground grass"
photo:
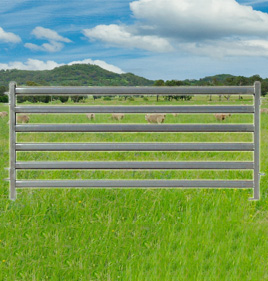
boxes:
[0,96,268,280]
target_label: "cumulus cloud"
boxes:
[178,39,268,58]
[25,26,71,52]
[0,27,21,43]
[0,59,61,71]
[25,41,64,52]
[242,0,268,5]
[83,24,173,52]
[83,0,268,57]
[130,0,268,40]
[31,26,71,43]
[68,58,124,74]
[0,58,124,74]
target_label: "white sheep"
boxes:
[111,113,124,120]
[0,111,8,118]
[145,114,166,124]
[86,113,95,120]
[17,115,30,123]
[214,113,231,121]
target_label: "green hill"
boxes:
[0,64,267,102]
[0,64,154,88]
[200,74,235,83]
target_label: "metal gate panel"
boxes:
[8,82,261,200]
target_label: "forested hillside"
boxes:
[0,64,154,102]
[0,64,154,87]
[0,64,267,102]
[155,74,268,96]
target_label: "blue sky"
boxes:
[1,0,268,80]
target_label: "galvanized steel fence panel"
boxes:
[8,82,261,200]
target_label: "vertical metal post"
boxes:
[9,82,16,200]
[251,81,261,200]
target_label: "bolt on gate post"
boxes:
[251,81,261,200]
[9,82,16,200]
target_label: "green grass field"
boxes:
[0,95,268,280]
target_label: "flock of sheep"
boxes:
[87,113,167,123]
[1,110,268,124]
[0,112,30,124]
[88,113,232,124]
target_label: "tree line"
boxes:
[154,75,268,96]
[0,68,267,103]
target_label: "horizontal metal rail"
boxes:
[15,105,255,114]
[15,161,254,170]
[15,124,255,132]
[15,180,254,188]
[15,86,255,96]
[15,143,255,151]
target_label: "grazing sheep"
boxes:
[17,115,30,123]
[214,113,231,121]
[0,111,8,118]
[86,113,95,120]
[111,113,124,120]
[172,113,178,117]
[145,114,166,124]
[261,108,268,114]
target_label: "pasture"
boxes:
[0,95,267,280]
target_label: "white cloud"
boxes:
[83,0,268,57]
[130,0,268,40]
[31,26,71,43]
[68,58,124,74]
[25,26,71,52]
[0,58,124,74]
[0,27,21,43]
[83,24,173,52]
[242,0,268,5]
[25,41,64,52]
[0,59,60,71]
[177,39,268,57]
